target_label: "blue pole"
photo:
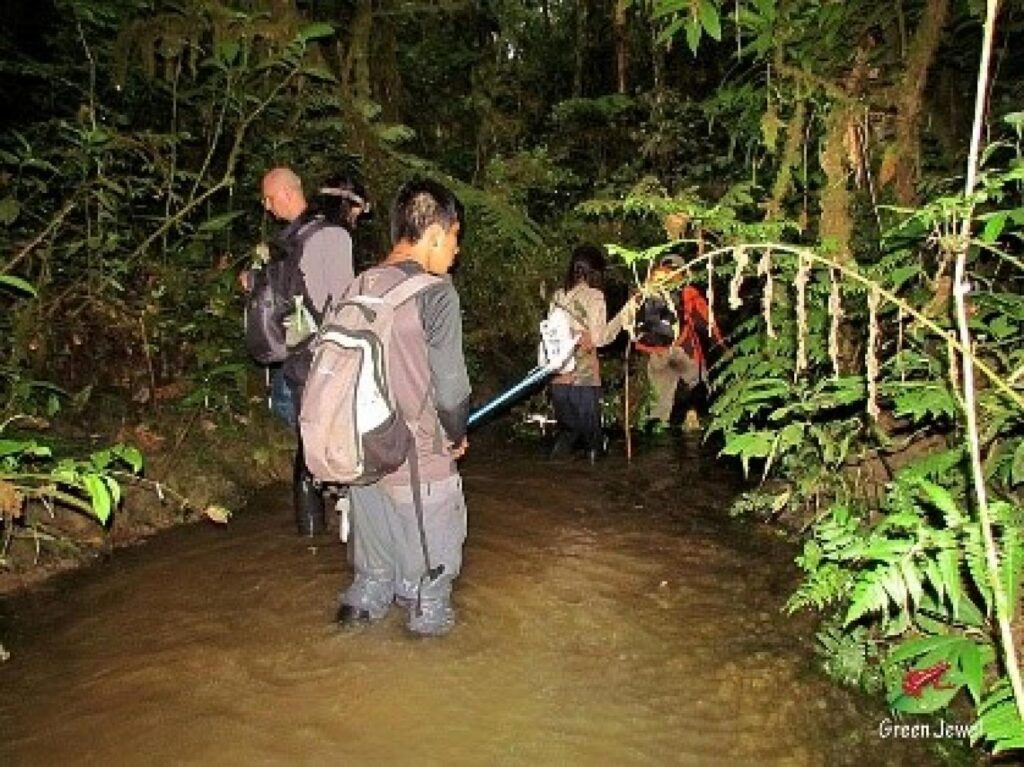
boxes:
[467,365,551,429]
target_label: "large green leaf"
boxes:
[82,473,112,524]
[0,275,37,297]
[887,381,957,422]
[0,439,50,459]
[297,22,334,43]
[698,0,722,40]
[1011,440,1024,486]
[889,678,963,714]
[999,523,1024,615]
[889,634,971,663]
[198,210,245,233]
[112,444,144,474]
[917,479,966,527]
[720,430,776,475]
[0,196,21,225]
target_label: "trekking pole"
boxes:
[466,365,550,429]
[466,308,578,429]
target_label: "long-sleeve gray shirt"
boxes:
[300,226,354,313]
[394,260,472,443]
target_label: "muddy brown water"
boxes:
[1,439,966,765]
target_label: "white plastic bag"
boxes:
[538,306,576,374]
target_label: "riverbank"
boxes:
[0,404,294,597]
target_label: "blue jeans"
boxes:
[551,384,603,451]
[269,365,297,428]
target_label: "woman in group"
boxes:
[548,242,621,463]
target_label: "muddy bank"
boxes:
[0,409,294,596]
[0,438,971,765]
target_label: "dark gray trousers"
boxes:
[342,474,467,633]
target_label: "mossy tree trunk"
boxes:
[341,0,373,103]
[883,0,951,204]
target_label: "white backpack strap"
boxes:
[381,272,443,308]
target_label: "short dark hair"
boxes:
[311,174,372,231]
[563,242,606,291]
[389,178,463,245]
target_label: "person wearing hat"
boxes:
[634,256,725,429]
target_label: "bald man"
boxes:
[261,166,355,535]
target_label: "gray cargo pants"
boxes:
[341,474,467,635]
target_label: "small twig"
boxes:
[124,68,299,268]
[163,56,183,259]
[186,72,233,207]
[76,21,98,133]
[1,198,78,277]
[109,470,194,513]
[154,407,203,479]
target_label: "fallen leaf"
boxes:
[202,505,232,524]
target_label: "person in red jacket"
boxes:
[634,257,725,428]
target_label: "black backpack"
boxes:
[635,291,680,350]
[244,217,328,365]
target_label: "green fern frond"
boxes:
[785,563,853,613]
[964,524,994,615]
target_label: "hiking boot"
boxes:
[294,472,326,537]
[406,601,455,638]
[586,435,609,464]
[335,603,372,628]
[394,594,416,611]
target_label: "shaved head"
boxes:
[261,166,307,221]
[263,167,303,195]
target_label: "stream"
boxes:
[0,438,968,765]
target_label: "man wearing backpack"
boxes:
[634,256,725,429]
[259,166,354,536]
[331,178,471,638]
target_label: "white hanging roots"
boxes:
[866,287,881,419]
[757,248,775,338]
[729,246,748,309]
[828,268,843,379]
[794,254,810,376]
[897,306,905,382]
[947,332,962,403]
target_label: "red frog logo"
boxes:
[902,660,953,698]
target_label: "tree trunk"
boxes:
[342,0,373,102]
[574,0,589,97]
[819,104,855,265]
[886,0,950,204]
[765,100,807,220]
[377,12,403,120]
[651,9,664,114]
[614,0,628,94]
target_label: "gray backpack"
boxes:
[299,271,441,485]
[244,217,328,365]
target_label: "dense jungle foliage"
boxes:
[2,0,1024,756]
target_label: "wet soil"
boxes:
[0,439,967,765]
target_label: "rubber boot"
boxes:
[549,431,575,459]
[294,452,326,536]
